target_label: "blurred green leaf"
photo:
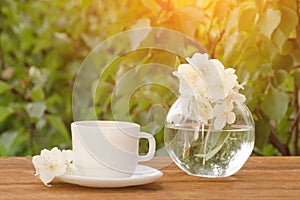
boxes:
[0,81,10,94]
[292,70,300,89]
[173,56,181,70]
[255,119,270,150]
[30,85,45,101]
[261,87,289,124]
[0,131,18,156]
[274,69,288,86]
[280,39,295,55]
[25,102,46,119]
[78,0,94,11]
[47,115,71,142]
[271,53,293,70]
[272,28,287,50]
[277,0,298,37]
[0,106,12,123]
[262,144,279,156]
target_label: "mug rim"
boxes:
[71,120,140,129]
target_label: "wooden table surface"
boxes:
[0,156,300,200]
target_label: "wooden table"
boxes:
[0,157,300,200]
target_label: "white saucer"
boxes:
[57,165,163,188]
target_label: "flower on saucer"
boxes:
[32,147,74,186]
[62,149,76,174]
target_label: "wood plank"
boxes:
[0,157,300,200]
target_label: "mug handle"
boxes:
[137,132,156,162]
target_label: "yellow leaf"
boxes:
[278,1,298,37]
[225,7,239,34]
[173,0,197,9]
[223,32,238,60]
[140,0,162,17]
[280,39,295,55]
[239,7,257,32]
[258,8,281,38]
[172,6,205,36]
[272,53,293,70]
[214,0,236,20]
[272,28,287,49]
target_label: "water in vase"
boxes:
[164,124,255,177]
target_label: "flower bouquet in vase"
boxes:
[164,53,255,178]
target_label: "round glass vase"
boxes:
[164,98,255,178]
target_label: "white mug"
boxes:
[71,120,156,178]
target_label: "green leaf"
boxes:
[272,28,287,50]
[173,56,181,70]
[261,87,289,124]
[262,144,279,156]
[274,69,288,86]
[47,115,71,142]
[0,106,12,123]
[258,8,281,38]
[25,102,47,119]
[271,53,293,70]
[0,81,10,94]
[30,85,45,101]
[280,39,295,55]
[277,0,298,37]
[292,70,300,89]
[255,119,270,150]
[0,131,18,156]
[78,0,94,11]
[259,63,274,77]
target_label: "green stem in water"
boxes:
[202,125,210,165]
[183,130,190,159]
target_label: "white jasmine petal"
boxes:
[212,101,236,129]
[39,170,56,186]
[187,53,219,82]
[225,68,236,74]
[174,64,208,98]
[62,150,75,174]
[66,163,76,174]
[62,150,73,162]
[186,54,226,100]
[207,83,226,100]
[167,96,200,124]
[228,92,246,103]
[225,99,234,111]
[212,103,224,117]
[32,155,42,175]
[227,112,236,124]
[186,53,210,70]
[214,115,226,130]
[197,99,213,123]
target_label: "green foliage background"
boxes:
[0,0,299,156]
